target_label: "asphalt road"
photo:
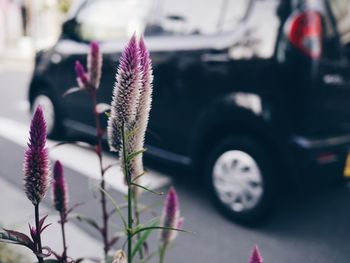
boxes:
[1,61,350,263]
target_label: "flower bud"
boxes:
[52,161,69,217]
[249,246,263,263]
[75,61,90,89]
[112,249,127,263]
[88,41,102,89]
[160,186,183,245]
[23,106,50,205]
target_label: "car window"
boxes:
[146,0,250,36]
[76,0,154,41]
[328,0,350,46]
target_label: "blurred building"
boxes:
[0,0,66,59]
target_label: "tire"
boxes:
[31,89,65,139]
[204,136,277,224]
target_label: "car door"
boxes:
[308,0,350,136]
[144,0,253,161]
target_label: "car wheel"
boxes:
[205,136,276,224]
[31,90,64,139]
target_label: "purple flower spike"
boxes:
[108,33,142,152]
[52,161,68,217]
[88,41,102,89]
[160,186,182,245]
[75,60,90,89]
[23,106,50,205]
[249,246,263,263]
[129,36,153,178]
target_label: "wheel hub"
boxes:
[212,150,264,212]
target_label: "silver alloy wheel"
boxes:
[212,150,264,212]
[32,95,55,135]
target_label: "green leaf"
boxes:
[126,149,146,163]
[131,226,191,239]
[131,183,163,195]
[131,172,146,183]
[99,187,127,228]
[125,127,139,140]
[131,221,158,260]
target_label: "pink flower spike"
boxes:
[88,41,102,89]
[75,60,90,89]
[23,106,50,205]
[249,246,263,263]
[107,33,142,152]
[127,36,154,188]
[52,161,69,216]
[160,186,182,245]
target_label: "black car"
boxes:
[29,0,350,222]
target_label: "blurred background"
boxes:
[2,0,350,262]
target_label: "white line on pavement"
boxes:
[0,117,171,194]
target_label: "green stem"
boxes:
[159,244,167,263]
[34,204,43,263]
[122,123,133,263]
[91,91,109,261]
[133,194,144,260]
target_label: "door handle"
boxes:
[323,74,344,85]
[201,53,229,62]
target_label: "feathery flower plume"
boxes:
[23,106,50,205]
[75,61,90,89]
[249,246,263,263]
[107,33,142,152]
[128,36,153,182]
[112,250,127,263]
[52,161,68,217]
[88,41,102,89]
[160,186,183,245]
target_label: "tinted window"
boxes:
[328,0,350,46]
[76,0,154,41]
[147,0,250,36]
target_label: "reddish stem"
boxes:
[91,90,109,260]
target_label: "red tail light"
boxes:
[287,11,322,58]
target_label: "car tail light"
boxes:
[287,11,322,58]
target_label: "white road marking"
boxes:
[0,117,171,194]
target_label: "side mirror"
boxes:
[62,19,80,40]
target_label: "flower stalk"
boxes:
[52,160,69,262]
[73,41,111,261]
[158,187,183,263]
[34,204,43,263]
[23,106,50,263]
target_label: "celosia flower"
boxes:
[107,33,142,152]
[23,106,50,205]
[88,41,102,89]
[52,161,68,217]
[75,61,90,89]
[249,246,263,263]
[160,186,183,245]
[128,36,153,181]
[112,250,127,263]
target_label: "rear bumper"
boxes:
[290,134,350,181]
